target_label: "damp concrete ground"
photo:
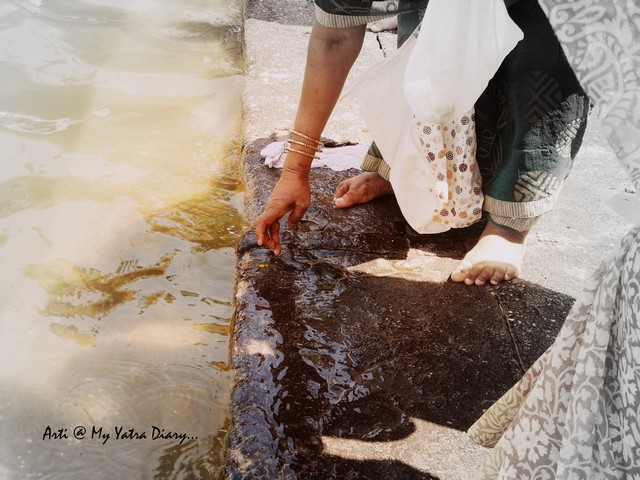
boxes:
[227,1,635,478]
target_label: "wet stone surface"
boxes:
[228,140,575,478]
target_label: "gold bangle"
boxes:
[288,139,322,152]
[286,146,321,160]
[290,129,323,147]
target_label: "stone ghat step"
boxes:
[226,140,571,479]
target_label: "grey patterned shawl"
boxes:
[539,0,640,195]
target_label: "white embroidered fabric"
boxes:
[469,1,640,477]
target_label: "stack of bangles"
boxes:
[286,130,324,160]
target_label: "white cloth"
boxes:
[404,0,523,123]
[261,141,366,172]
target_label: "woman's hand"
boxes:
[255,20,366,255]
[255,168,311,255]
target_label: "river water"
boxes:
[0,1,244,478]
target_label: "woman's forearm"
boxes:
[256,21,366,253]
[284,20,366,177]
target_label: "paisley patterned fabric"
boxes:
[469,1,640,477]
[539,0,640,192]
[469,225,640,478]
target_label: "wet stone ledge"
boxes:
[227,138,575,479]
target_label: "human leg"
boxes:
[334,142,393,207]
[450,221,527,285]
[451,0,590,285]
[367,16,398,34]
[334,2,423,209]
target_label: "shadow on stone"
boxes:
[228,137,575,478]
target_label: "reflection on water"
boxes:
[0,0,244,478]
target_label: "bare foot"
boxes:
[450,222,528,286]
[334,172,393,208]
[367,16,398,33]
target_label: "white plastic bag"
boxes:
[343,0,523,233]
[345,34,437,232]
[405,0,524,123]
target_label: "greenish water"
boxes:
[0,1,244,478]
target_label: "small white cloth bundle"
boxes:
[261,141,367,171]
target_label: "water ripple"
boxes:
[14,0,126,25]
[0,111,81,135]
[0,354,230,480]
[0,0,243,477]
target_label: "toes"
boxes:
[471,264,519,286]
[452,261,519,286]
[452,261,490,285]
[463,265,492,286]
[450,259,472,282]
[503,265,519,282]
[334,180,350,199]
[489,269,506,285]
[451,228,525,286]
[473,266,495,286]
[334,178,358,208]
[334,173,392,208]
[487,265,519,284]
[334,191,357,208]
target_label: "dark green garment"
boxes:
[474,0,588,231]
[314,0,425,29]
[314,0,427,21]
[315,0,589,232]
[314,0,523,28]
